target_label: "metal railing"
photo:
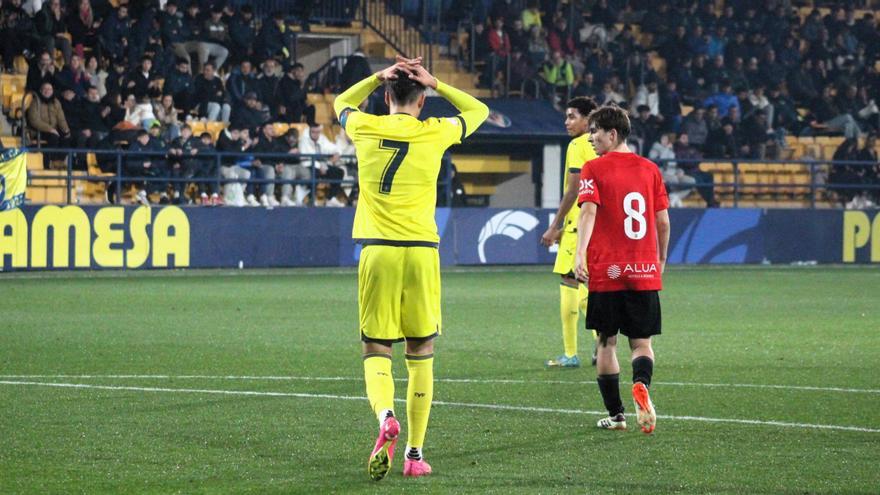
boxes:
[249,0,360,24]
[361,0,439,71]
[24,147,456,207]
[653,158,880,208]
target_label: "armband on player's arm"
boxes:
[334,74,382,128]
[435,80,489,138]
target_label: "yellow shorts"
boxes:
[358,244,441,344]
[553,229,578,276]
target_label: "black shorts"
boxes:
[586,290,661,339]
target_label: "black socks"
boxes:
[597,373,624,416]
[632,356,654,387]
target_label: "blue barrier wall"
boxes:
[1,206,878,271]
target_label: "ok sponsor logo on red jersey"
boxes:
[579,178,595,197]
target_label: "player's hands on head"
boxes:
[375,61,413,82]
[395,54,423,66]
[406,63,438,89]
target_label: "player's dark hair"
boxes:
[589,105,631,141]
[565,96,597,118]
[385,70,425,105]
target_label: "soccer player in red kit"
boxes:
[574,105,671,434]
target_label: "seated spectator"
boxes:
[256,57,282,113]
[126,56,160,99]
[596,81,624,106]
[788,59,819,104]
[702,80,739,118]
[191,131,221,205]
[98,3,131,63]
[228,5,257,65]
[154,94,181,141]
[215,125,252,207]
[547,16,575,58]
[507,18,529,55]
[858,134,879,204]
[521,0,541,31]
[125,129,165,205]
[193,62,231,123]
[1,0,35,73]
[674,133,717,207]
[230,91,270,132]
[27,51,58,93]
[571,72,598,99]
[201,6,230,70]
[630,81,660,117]
[35,0,72,65]
[278,127,309,206]
[705,117,740,159]
[164,58,195,115]
[739,110,775,159]
[681,107,708,150]
[748,85,773,130]
[227,59,258,108]
[299,123,346,207]
[56,54,90,98]
[828,137,862,206]
[483,17,511,88]
[526,24,548,68]
[26,82,72,168]
[650,134,696,207]
[249,122,282,206]
[630,105,661,154]
[340,47,373,92]
[807,86,862,139]
[277,63,316,124]
[658,80,682,133]
[67,0,99,56]
[256,12,293,60]
[78,85,111,147]
[334,125,357,201]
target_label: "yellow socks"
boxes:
[363,354,395,420]
[404,354,434,449]
[560,284,579,357]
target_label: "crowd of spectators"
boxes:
[460,0,879,205]
[0,0,362,205]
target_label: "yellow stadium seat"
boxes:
[205,121,226,140]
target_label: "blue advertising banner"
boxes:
[1,206,879,271]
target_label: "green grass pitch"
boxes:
[1,266,879,494]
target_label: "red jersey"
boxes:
[577,151,669,292]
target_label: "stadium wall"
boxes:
[1,206,878,271]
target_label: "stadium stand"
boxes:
[0,0,877,209]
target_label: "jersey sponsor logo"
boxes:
[607,264,622,279]
[579,179,595,196]
[622,263,658,279]
[446,117,460,126]
[477,209,539,263]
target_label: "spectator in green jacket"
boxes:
[541,51,573,102]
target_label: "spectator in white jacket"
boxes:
[298,123,348,207]
[650,134,695,207]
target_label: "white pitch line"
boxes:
[0,380,877,434]
[0,374,877,395]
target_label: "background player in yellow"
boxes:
[540,97,599,368]
[334,55,488,481]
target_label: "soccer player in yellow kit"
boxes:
[334,56,488,481]
[540,97,599,368]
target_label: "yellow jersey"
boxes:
[562,133,597,231]
[335,75,489,243]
